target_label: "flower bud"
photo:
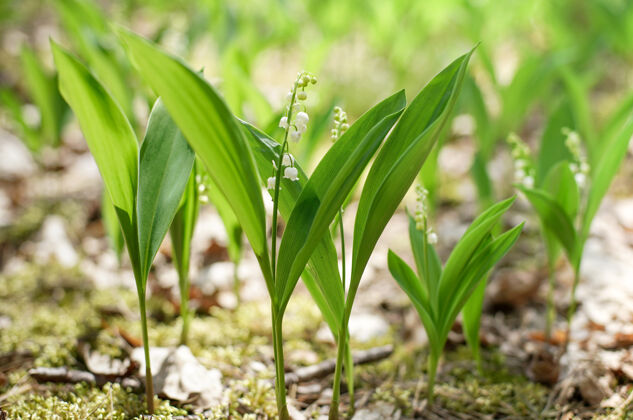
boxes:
[297,91,307,101]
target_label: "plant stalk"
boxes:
[233,262,241,307]
[139,296,154,414]
[178,270,190,345]
[272,308,289,420]
[545,261,556,341]
[564,267,581,351]
[427,354,438,405]
[329,321,348,420]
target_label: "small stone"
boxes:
[348,313,389,343]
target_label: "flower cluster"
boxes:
[279,71,317,143]
[195,173,210,203]
[414,185,437,244]
[267,153,298,189]
[507,133,535,188]
[331,106,349,141]
[562,128,590,188]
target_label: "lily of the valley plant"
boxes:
[388,193,523,401]
[510,95,633,340]
[52,43,195,414]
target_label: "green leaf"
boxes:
[442,223,524,337]
[407,212,441,313]
[439,196,515,308]
[55,0,133,119]
[118,28,270,278]
[20,45,66,147]
[204,173,243,265]
[518,187,577,260]
[275,90,406,311]
[579,116,633,255]
[350,48,474,311]
[170,161,199,292]
[102,190,124,261]
[52,41,139,270]
[535,102,574,187]
[137,98,195,282]
[0,88,40,151]
[543,161,579,219]
[462,276,486,367]
[387,250,439,346]
[241,121,344,325]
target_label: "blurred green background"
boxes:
[1,0,633,205]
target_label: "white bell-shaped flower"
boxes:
[296,111,309,125]
[283,166,299,181]
[282,153,294,167]
[279,116,288,129]
[267,176,276,189]
[289,128,302,142]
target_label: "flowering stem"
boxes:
[271,90,297,279]
[338,209,346,292]
[269,80,300,420]
[272,307,290,420]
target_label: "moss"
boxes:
[5,383,187,419]
[365,345,551,418]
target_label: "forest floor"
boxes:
[2,129,633,419]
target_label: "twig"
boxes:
[285,345,393,386]
[28,367,141,390]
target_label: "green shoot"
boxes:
[388,196,523,402]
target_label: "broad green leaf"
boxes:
[560,69,596,158]
[350,49,474,312]
[543,161,579,219]
[52,41,139,268]
[407,212,441,314]
[439,196,515,307]
[170,161,199,344]
[241,121,344,324]
[471,152,493,207]
[276,90,406,311]
[170,161,199,289]
[137,99,195,281]
[601,90,633,145]
[118,28,269,270]
[204,173,243,265]
[387,250,439,346]
[243,120,356,397]
[535,102,574,187]
[462,74,494,158]
[518,187,577,259]
[442,223,524,336]
[462,277,486,366]
[579,116,633,255]
[102,190,124,261]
